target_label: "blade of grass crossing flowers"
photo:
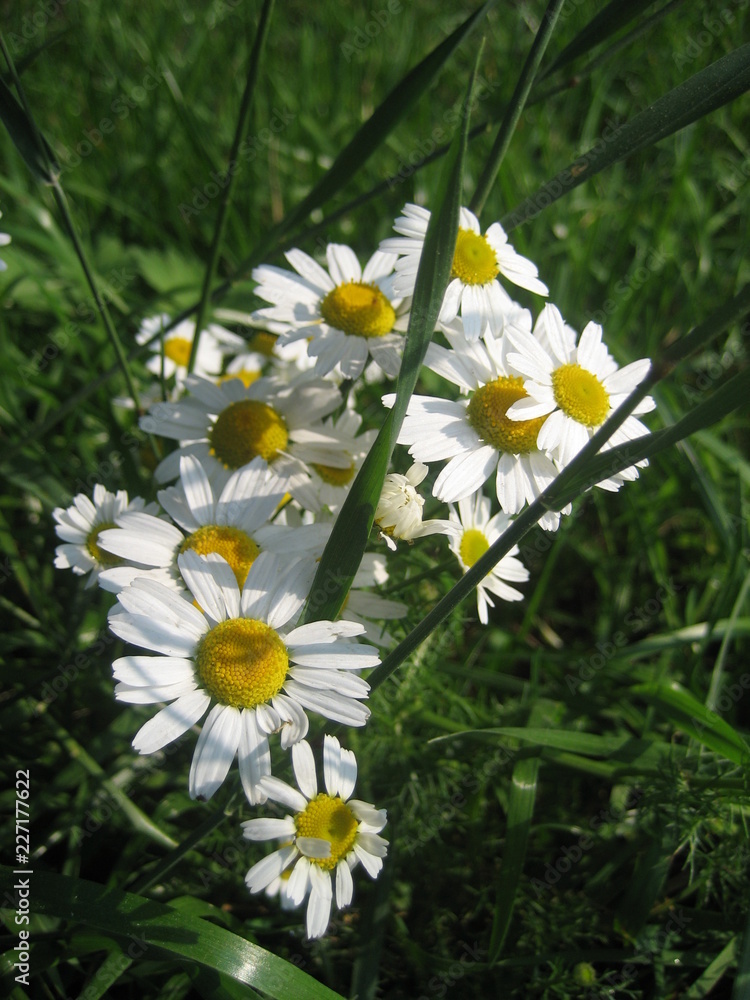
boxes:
[632,681,750,765]
[503,43,750,230]
[0,867,345,1000]
[471,0,566,216]
[186,0,275,376]
[301,50,482,624]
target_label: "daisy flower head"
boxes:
[505,304,655,486]
[384,318,569,531]
[97,455,326,593]
[243,735,388,939]
[373,462,455,550]
[212,310,316,383]
[252,244,409,380]
[108,550,379,803]
[140,372,347,491]
[379,204,548,340]
[448,493,529,625]
[53,485,158,589]
[290,408,377,513]
[136,314,245,384]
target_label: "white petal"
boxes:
[178,549,240,622]
[324,734,357,800]
[260,775,308,813]
[189,703,243,800]
[132,689,211,754]
[241,817,296,841]
[306,865,333,938]
[245,845,298,893]
[335,860,354,908]
[292,740,318,800]
[239,710,271,806]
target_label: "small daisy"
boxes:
[53,485,158,589]
[252,244,409,380]
[448,493,529,625]
[373,463,455,550]
[213,310,316,378]
[379,204,548,340]
[140,372,348,491]
[290,409,377,513]
[383,319,568,531]
[243,735,388,939]
[97,455,327,593]
[136,314,245,383]
[108,550,379,802]
[505,304,655,486]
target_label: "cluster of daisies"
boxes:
[53,203,654,937]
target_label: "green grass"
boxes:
[1,1,749,998]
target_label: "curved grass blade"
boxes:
[0,866,345,1000]
[302,50,482,624]
[0,73,56,183]
[631,681,750,765]
[615,838,671,939]
[503,43,750,230]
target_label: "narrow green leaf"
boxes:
[615,839,671,939]
[0,73,56,183]
[503,43,750,230]
[0,867,344,1000]
[684,936,738,999]
[433,728,671,765]
[489,743,540,964]
[302,48,480,624]
[632,681,750,765]
[733,906,750,1000]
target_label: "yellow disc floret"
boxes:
[180,525,260,589]
[459,528,490,568]
[320,282,396,338]
[552,364,610,427]
[196,618,288,709]
[295,794,358,871]
[209,399,289,468]
[217,369,261,389]
[312,461,356,486]
[248,331,278,357]
[164,336,193,368]
[451,228,500,286]
[467,376,547,453]
[87,523,123,567]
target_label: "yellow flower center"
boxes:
[295,794,358,871]
[312,461,356,486]
[451,228,500,286]
[552,364,610,427]
[209,399,289,468]
[248,331,278,356]
[163,336,193,368]
[179,525,260,589]
[459,528,489,568]
[320,281,396,338]
[217,369,261,388]
[196,618,288,709]
[467,376,547,453]
[86,523,123,567]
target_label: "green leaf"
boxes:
[0,75,57,183]
[503,43,750,230]
[615,839,672,939]
[684,936,738,999]
[302,47,480,624]
[632,681,750,765]
[0,867,344,1000]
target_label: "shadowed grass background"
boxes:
[1,1,749,998]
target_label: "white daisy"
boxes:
[243,735,388,939]
[108,550,379,803]
[213,310,316,380]
[373,463,455,550]
[289,409,377,513]
[383,319,569,531]
[136,314,245,384]
[505,304,655,487]
[448,493,528,625]
[139,372,347,491]
[52,485,158,589]
[252,244,409,380]
[341,553,408,647]
[379,203,548,340]
[97,455,328,593]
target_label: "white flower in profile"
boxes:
[139,372,347,492]
[97,455,327,593]
[373,463,455,550]
[252,244,409,380]
[243,735,388,939]
[52,485,157,589]
[136,314,245,384]
[379,203,548,340]
[108,550,379,803]
[505,304,655,488]
[448,493,528,625]
[383,318,568,531]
